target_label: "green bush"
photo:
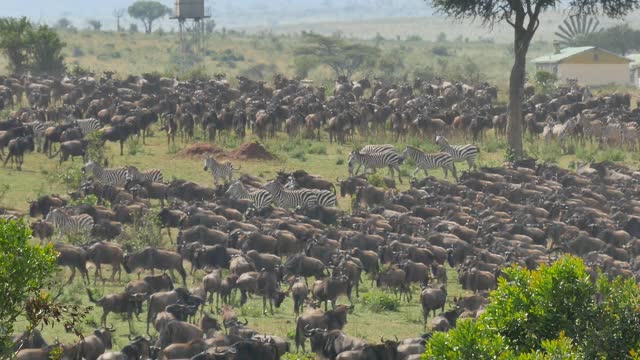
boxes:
[50,164,83,191]
[424,256,640,359]
[431,45,449,56]
[360,289,400,312]
[118,210,163,252]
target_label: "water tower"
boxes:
[171,0,210,69]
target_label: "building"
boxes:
[628,53,640,88]
[532,46,632,87]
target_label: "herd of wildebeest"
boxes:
[3,71,640,360]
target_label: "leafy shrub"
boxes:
[118,210,163,252]
[431,46,450,56]
[484,137,507,153]
[366,173,387,189]
[68,195,98,207]
[425,256,640,359]
[361,289,399,312]
[127,137,143,156]
[49,164,83,191]
[597,148,625,162]
[308,143,327,155]
[281,353,315,360]
[406,34,423,42]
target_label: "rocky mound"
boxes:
[228,142,276,161]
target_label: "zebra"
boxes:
[82,160,128,187]
[225,180,273,211]
[351,144,396,175]
[125,165,164,183]
[203,156,238,186]
[45,208,94,242]
[402,145,458,182]
[74,118,101,137]
[435,135,479,171]
[359,144,395,154]
[348,150,405,183]
[25,120,50,152]
[284,178,337,207]
[263,180,318,209]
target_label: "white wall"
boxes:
[558,64,631,87]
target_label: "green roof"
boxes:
[532,46,595,64]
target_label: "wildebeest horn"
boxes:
[381,336,385,343]
[240,318,248,325]
[223,319,235,327]
[108,324,116,332]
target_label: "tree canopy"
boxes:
[294,32,380,78]
[571,23,640,55]
[424,256,640,359]
[0,17,66,75]
[428,0,640,160]
[128,0,171,34]
[0,219,56,355]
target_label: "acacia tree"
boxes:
[128,0,170,34]
[572,23,640,55]
[427,0,640,159]
[294,32,380,78]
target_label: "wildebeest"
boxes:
[295,304,352,352]
[87,289,146,332]
[3,135,34,170]
[123,247,187,286]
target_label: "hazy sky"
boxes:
[0,0,433,29]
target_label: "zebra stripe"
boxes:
[74,118,101,137]
[348,150,404,183]
[225,180,273,210]
[284,178,337,207]
[204,156,236,185]
[359,144,395,154]
[402,146,457,181]
[313,189,337,207]
[126,165,164,183]
[263,180,318,209]
[45,208,94,242]
[25,120,50,152]
[435,136,479,171]
[82,160,128,187]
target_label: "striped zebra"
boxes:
[74,118,101,137]
[402,145,458,182]
[351,144,396,175]
[263,180,318,209]
[284,178,337,207]
[225,180,273,211]
[435,135,479,171]
[204,156,238,186]
[82,160,128,187]
[125,165,164,183]
[360,144,395,154]
[348,150,405,184]
[25,120,50,152]
[45,208,94,242]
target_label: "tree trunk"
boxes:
[507,33,530,160]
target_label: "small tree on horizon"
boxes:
[113,8,125,32]
[87,19,102,31]
[128,0,170,34]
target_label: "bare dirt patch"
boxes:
[228,142,276,161]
